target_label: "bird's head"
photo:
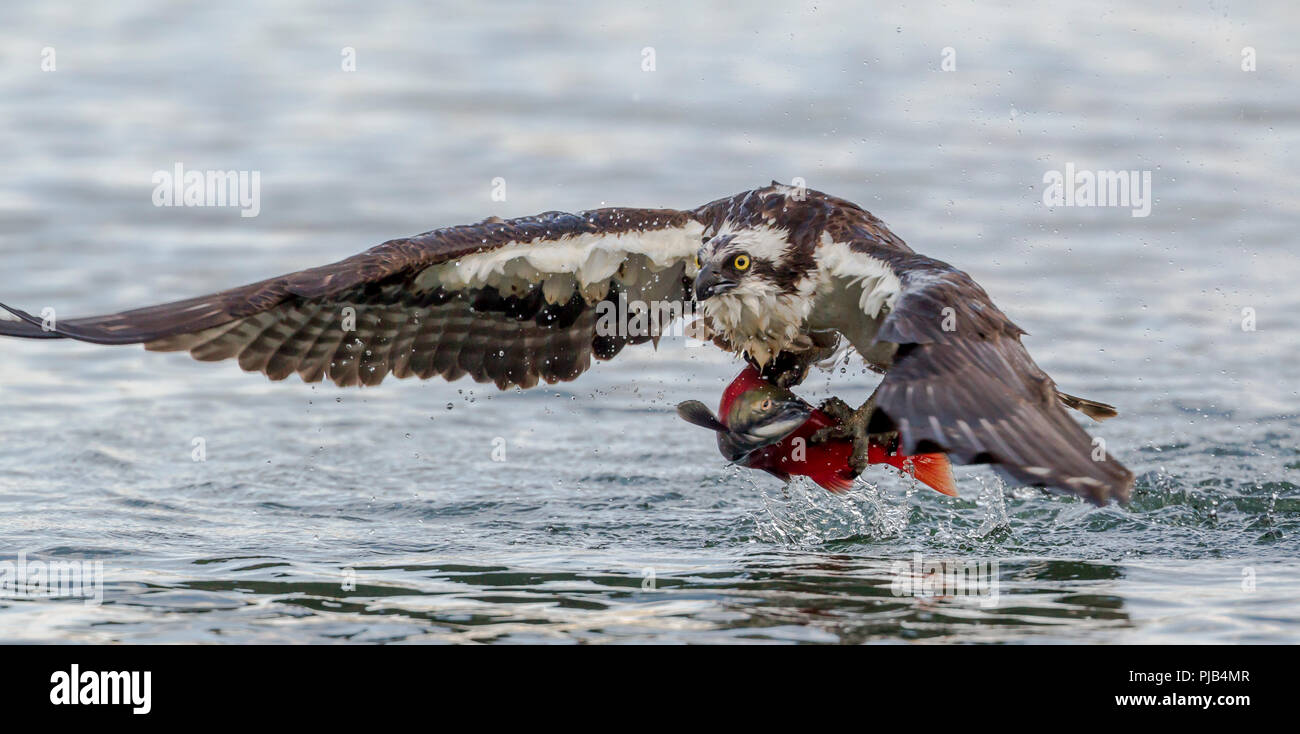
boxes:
[690,182,842,306]
[692,228,793,303]
[687,185,838,363]
[689,223,820,365]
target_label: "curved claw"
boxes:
[810,424,848,445]
[847,429,902,473]
[823,395,895,473]
[817,396,855,422]
[847,432,874,473]
[809,397,856,445]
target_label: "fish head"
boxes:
[723,381,812,448]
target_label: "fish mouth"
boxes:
[737,401,811,444]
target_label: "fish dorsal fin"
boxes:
[675,400,728,432]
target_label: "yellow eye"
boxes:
[693,254,701,269]
[732,254,751,271]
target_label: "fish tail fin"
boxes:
[910,454,958,497]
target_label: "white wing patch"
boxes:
[416,224,705,299]
[814,237,902,318]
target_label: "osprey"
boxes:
[0,183,1132,504]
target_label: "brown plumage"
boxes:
[0,183,1134,504]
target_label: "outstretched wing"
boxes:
[848,250,1132,505]
[0,208,705,389]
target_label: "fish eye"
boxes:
[759,398,772,411]
[732,254,751,271]
[693,253,701,269]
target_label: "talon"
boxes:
[848,435,872,473]
[810,424,847,444]
[770,369,804,389]
[830,396,883,473]
[817,397,855,422]
[873,430,900,451]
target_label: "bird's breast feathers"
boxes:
[700,230,905,367]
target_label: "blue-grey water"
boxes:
[0,0,1297,643]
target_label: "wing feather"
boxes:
[386,311,422,381]
[843,249,1133,505]
[263,304,330,381]
[2,208,704,390]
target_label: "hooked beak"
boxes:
[693,263,737,301]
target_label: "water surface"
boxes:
[0,0,1297,643]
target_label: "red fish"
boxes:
[678,367,957,496]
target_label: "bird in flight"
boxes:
[0,183,1132,504]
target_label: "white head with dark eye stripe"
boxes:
[692,226,798,302]
[693,235,752,300]
[691,224,820,366]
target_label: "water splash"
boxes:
[750,477,913,546]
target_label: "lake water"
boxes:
[0,0,1297,643]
